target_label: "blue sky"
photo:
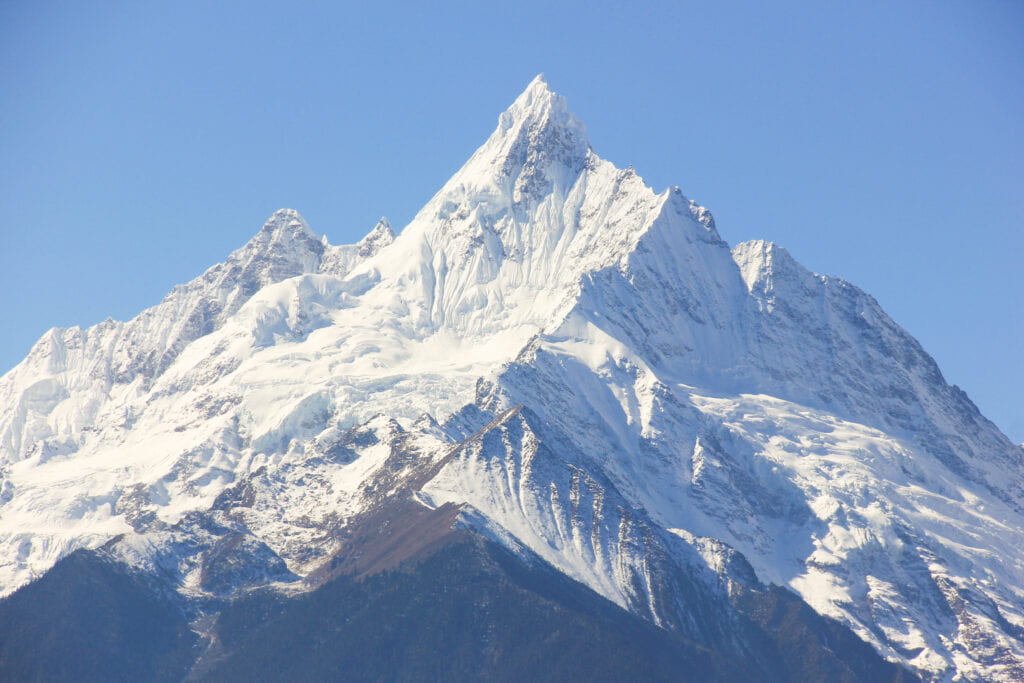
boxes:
[1,1,1021,440]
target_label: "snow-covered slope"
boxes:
[1,75,1021,681]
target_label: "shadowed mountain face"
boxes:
[193,531,740,682]
[0,508,915,683]
[0,76,1020,681]
[191,506,916,683]
[0,550,200,683]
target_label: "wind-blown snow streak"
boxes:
[1,75,1021,681]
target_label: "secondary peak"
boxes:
[358,216,396,257]
[259,208,313,237]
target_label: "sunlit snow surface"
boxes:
[1,75,1022,680]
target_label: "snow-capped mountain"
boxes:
[1,75,1021,681]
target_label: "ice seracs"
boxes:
[1,75,1022,681]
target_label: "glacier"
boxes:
[0,75,1021,681]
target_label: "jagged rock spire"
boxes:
[358,217,396,257]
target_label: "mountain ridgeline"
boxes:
[0,76,1021,681]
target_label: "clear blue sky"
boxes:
[2,1,1021,441]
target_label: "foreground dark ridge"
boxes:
[0,521,916,682]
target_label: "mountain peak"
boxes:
[244,208,321,252]
[499,74,554,121]
[232,208,324,273]
[495,74,586,144]
[429,75,590,208]
[260,208,310,235]
[732,240,809,293]
[5,78,1021,683]
[357,216,396,257]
